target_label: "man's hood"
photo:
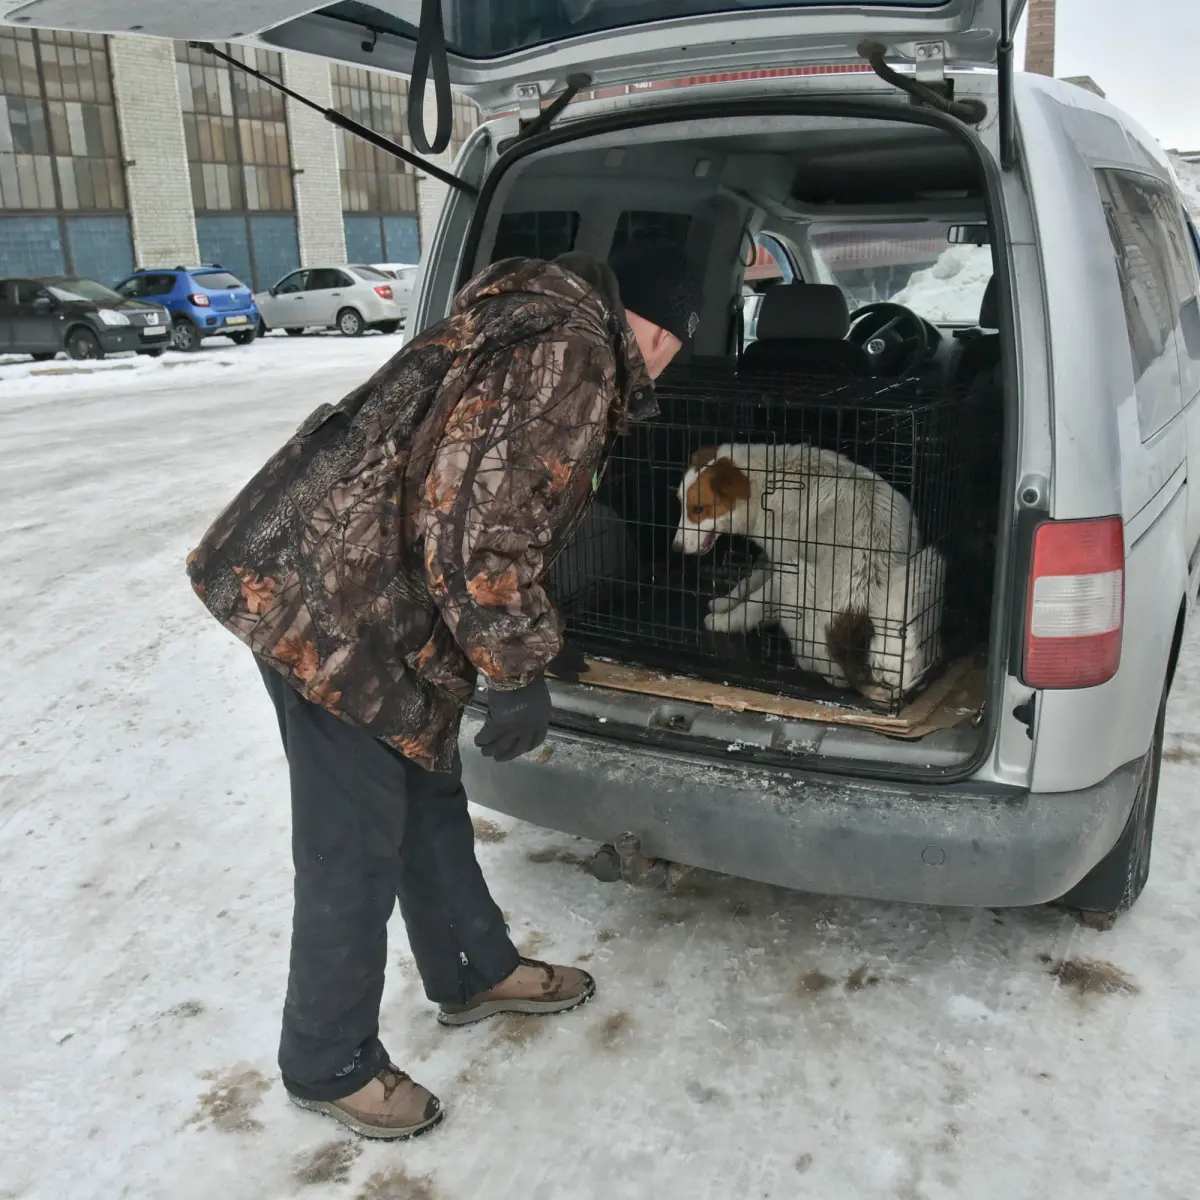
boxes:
[451,255,657,425]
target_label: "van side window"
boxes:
[491,211,580,261]
[1180,212,1200,372]
[1095,169,1194,439]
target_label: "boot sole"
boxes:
[437,978,596,1027]
[288,1092,445,1141]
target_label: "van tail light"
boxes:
[374,285,394,300]
[189,293,211,306]
[1023,516,1124,689]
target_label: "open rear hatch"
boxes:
[4,0,1024,117]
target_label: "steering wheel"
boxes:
[847,302,930,379]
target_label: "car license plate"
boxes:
[224,315,249,326]
[142,326,168,337]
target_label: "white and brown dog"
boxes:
[673,443,944,702]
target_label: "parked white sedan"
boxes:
[255,265,404,337]
[372,263,419,313]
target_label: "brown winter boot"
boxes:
[437,957,595,1026]
[288,1063,443,1140]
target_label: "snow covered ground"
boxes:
[4,333,1200,1200]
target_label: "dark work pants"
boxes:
[258,664,520,1102]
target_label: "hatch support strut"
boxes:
[189,41,478,198]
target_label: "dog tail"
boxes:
[825,609,875,694]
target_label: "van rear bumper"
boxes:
[460,714,1142,908]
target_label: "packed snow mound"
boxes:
[889,244,994,325]
[1169,153,1200,220]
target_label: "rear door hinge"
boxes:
[914,42,947,89]
[514,74,593,144]
[858,40,986,125]
[516,82,543,123]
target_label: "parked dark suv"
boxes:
[0,276,172,361]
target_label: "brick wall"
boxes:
[108,35,199,268]
[1024,0,1056,77]
[283,54,347,266]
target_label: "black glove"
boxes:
[545,641,589,683]
[474,675,551,762]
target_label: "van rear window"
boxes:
[325,2,948,60]
[491,211,580,262]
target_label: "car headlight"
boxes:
[97,309,131,327]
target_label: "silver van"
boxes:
[16,1,1200,926]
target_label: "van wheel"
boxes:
[138,348,165,358]
[30,351,56,362]
[337,307,364,337]
[230,328,257,345]
[172,318,200,352]
[285,327,304,337]
[66,327,103,360]
[374,319,400,335]
[1056,687,1165,929]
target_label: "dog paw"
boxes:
[858,682,897,706]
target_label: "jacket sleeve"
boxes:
[418,331,613,689]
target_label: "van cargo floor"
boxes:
[575,653,985,740]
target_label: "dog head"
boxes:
[673,446,752,555]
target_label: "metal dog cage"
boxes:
[547,367,988,715]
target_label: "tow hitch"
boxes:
[591,832,693,892]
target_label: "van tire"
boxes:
[374,319,401,335]
[230,328,257,345]
[1056,685,1165,928]
[337,307,365,337]
[285,327,304,337]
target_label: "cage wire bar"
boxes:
[548,367,986,715]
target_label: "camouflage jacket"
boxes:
[187,256,655,771]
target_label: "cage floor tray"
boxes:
[579,654,985,739]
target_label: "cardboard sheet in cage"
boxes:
[579,654,985,739]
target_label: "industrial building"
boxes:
[0,28,477,290]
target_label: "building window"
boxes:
[0,27,124,212]
[449,93,477,154]
[332,65,419,217]
[175,41,294,214]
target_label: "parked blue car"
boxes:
[113,264,261,351]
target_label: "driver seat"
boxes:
[740,283,872,377]
[953,275,1001,389]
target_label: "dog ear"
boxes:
[708,458,750,501]
[690,445,720,468]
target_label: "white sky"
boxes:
[1014,0,1200,151]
